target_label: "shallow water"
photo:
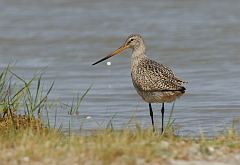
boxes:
[0,0,240,135]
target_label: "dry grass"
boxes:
[0,122,239,165]
[0,114,44,132]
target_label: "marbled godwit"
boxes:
[93,34,186,133]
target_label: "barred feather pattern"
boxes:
[131,57,186,103]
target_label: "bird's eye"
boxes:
[127,38,134,44]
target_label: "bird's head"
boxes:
[92,34,144,65]
[123,34,144,49]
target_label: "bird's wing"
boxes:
[147,59,186,84]
[131,58,186,92]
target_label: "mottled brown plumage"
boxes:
[131,55,186,103]
[128,34,186,104]
[93,34,186,133]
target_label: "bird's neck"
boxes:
[131,45,146,59]
[131,46,147,70]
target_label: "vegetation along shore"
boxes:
[0,67,239,165]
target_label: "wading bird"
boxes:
[93,34,186,133]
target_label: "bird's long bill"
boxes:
[92,45,129,65]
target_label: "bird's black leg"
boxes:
[161,103,165,134]
[149,103,155,132]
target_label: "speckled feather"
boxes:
[131,57,185,92]
[126,34,186,103]
[131,57,186,103]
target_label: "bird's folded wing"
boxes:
[133,77,185,92]
[132,58,186,92]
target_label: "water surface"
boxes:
[1,0,240,135]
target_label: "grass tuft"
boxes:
[67,85,91,115]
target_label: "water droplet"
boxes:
[86,116,92,119]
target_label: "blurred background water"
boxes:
[0,0,240,135]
